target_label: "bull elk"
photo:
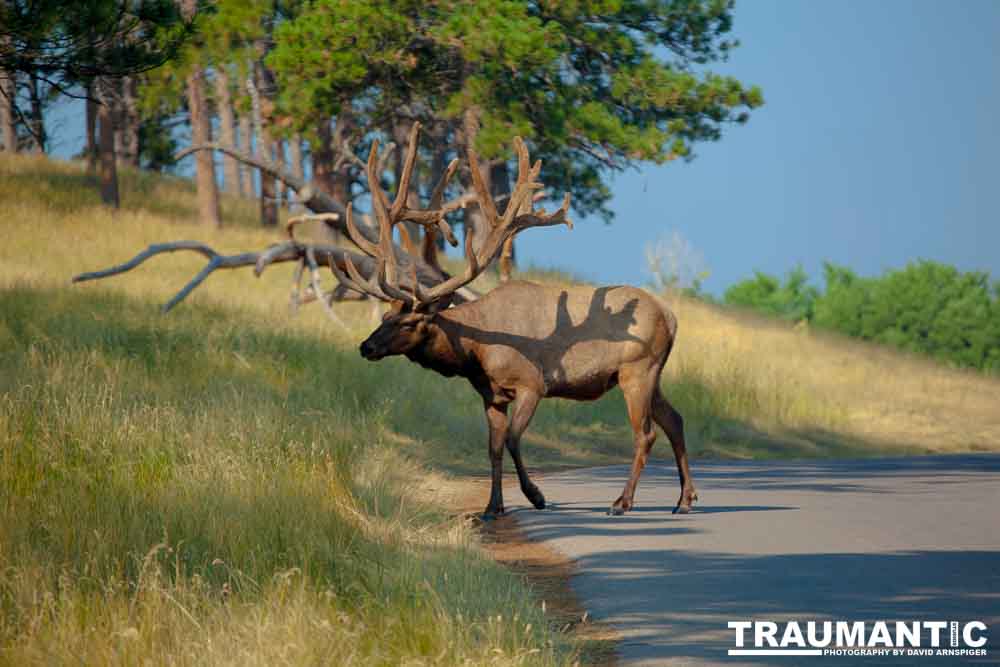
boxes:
[73,124,697,518]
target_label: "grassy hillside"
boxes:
[2,154,998,663]
[0,156,573,665]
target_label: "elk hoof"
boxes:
[481,506,505,521]
[608,496,631,516]
[673,488,698,514]
[525,486,546,510]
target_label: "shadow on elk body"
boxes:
[73,122,697,519]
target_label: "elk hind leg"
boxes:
[652,387,698,514]
[610,368,658,516]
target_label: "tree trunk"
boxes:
[313,118,335,196]
[85,82,98,173]
[237,112,254,197]
[289,135,304,181]
[118,76,139,167]
[97,80,119,207]
[311,118,340,240]
[288,135,304,211]
[252,60,278,226]
[0,67,16,152]
[258,132,278,225]
[214,67,241,193]
[274,138,286,209]
[186,63,222,228]
[423,139,451,269]
[27,72,45,153]
[330,112,355,204]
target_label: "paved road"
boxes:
[511,455,1000,666]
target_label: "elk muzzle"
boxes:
[359,338,382,360]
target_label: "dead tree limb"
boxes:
[71,240,379,317]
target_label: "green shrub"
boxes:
[723,265,818,322]
[726,260,1000,372]
[814,260,1000,371]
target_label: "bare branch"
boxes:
[305,247,348,331]
[71,240,377,314]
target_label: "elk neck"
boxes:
[403,309,479,379]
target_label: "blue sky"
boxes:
[521,0,1000,293]
[48,0,1000,295]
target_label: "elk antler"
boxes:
[329,122,464,305]
[327,124,570,307]
[415,136,572,303]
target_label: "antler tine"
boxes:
[396,224,420,258]
[343,202,379,257]
[377,265,418,304]
[429,158,460,210]
[466,145,499,226]
[365,138,391,229]
[389,121,421,220]
[327,253,365,295]
[516,192,574,230]
[409,260,432,304]
[364,137,402,287]
[343,252,395,302]
[423,157,461,248]
[421,222,480,303]
[514,137,531,192]
[500,159,543,229]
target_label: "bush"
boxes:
[723,265,818,322]
[726,259,1000,372]
[814,260,1000,371]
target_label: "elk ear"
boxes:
[388,299,409,315]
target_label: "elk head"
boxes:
[359,299,447,360]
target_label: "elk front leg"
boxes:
[507,390,545,509]
[483,403,509,519]
[611,368,658,516]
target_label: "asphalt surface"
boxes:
[511,455,1000,666]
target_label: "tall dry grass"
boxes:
[662,294,1000,457]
